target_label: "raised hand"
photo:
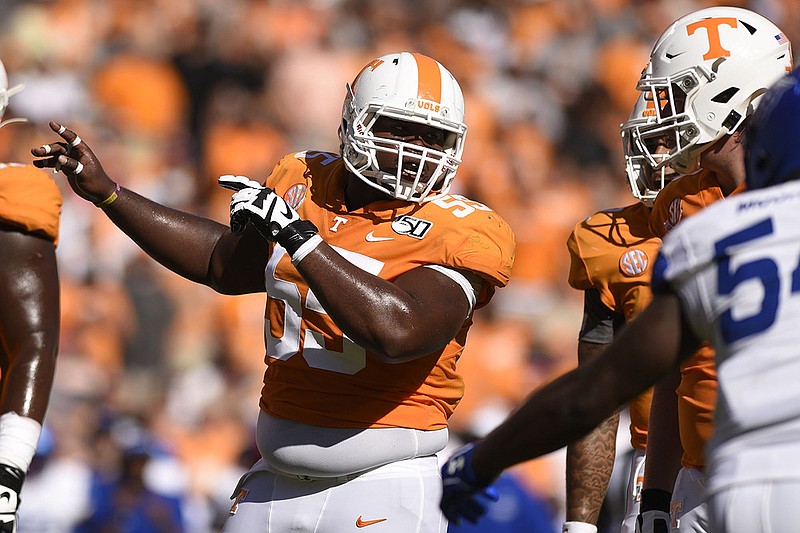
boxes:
[31,121,118,207]
[218,175,319,258]
[440,442,499,525]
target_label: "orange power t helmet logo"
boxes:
[686,17,738,60]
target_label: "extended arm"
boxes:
[31,122,274,295]
[637,368,683,530]
[471,292,699,482]
[33,123,475,361]
[565,289,625,530]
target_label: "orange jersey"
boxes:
[649,169,735,469]
[258,151,515,431]
[648,170,724,239]
[0,163,62,244]
[567,202,661,450]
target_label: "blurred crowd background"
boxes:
[0,0,797,531]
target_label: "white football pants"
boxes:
[221,455,447,532]
[708,480,800,533]
[621,449,646,533]
[669,466,708,532]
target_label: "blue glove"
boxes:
[440,442,499,525]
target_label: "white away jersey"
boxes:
[652,180,800,491]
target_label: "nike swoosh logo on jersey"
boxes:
[356,516,388,528]
[365,231,394,242]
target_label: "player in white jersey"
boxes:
[439,65,800,533]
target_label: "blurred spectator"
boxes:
[0,1,796,531]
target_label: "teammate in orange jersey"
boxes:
[437,63,800,533]
[32,51,515,533]
[0,60,62,533]
[441,6,792,531]
[560,92,671,533]
[629,7,792,533]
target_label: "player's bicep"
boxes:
[393,266,476,339]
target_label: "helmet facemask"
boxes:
[0,60,25,129]
[621,92,676,205]
[339,52,467,203]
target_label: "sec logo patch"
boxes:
[619,249,649,277]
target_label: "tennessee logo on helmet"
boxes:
[686,17,738,60]
[351,59,385,86]
[619,249,650,277]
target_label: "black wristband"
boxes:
[640,488,672,513]
[0,464,24,493]
[275,219,319,257]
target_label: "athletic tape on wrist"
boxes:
[0,413,42,472]
[291,234,323,265]
[562,521,598,533]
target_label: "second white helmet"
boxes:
[632,6,793,173]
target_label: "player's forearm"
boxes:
[102,187,228,285]
[643,370,683,492]
[564,340,619,523]
[0,356,56,423]
[566,411,619,523]
[471,365,624,482]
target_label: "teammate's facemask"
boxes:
[621,91,677,206]
[339,52,467,203]
[0,59,26,129]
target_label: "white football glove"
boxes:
[636,510,670,533]
[0,464,24,533]
[218,175,318,257]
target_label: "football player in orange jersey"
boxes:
[0,60,62,533]
[32,51,515,533]
[441,6,793,532]
[628,7,793,533]
[560,93,673,533]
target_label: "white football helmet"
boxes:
[339,52,467,202]
[0,59,25,129]
[632,6,793,173]
[621,91,675,206]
